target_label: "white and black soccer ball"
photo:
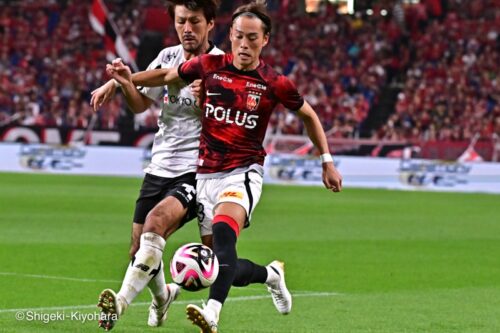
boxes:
[170,243,219,291]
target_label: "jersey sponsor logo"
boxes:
[246,82,267,91]
[135,263,150,272]
[205,103,259,129]
[213,73,233,83]
[246,93,261,112]
[163,93,196,106]
[219,191,244,200]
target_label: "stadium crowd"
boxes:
[0,0,498,143]
[373,0,500,142]
[0,0,140,129]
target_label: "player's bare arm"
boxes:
[297,101,343,192]
[90,80,116,112]
[129,67,183,87]
[105,59,153,113]
[190,79,204,108]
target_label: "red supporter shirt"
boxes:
[178,53,304,174]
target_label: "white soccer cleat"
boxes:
[148,283,181,327]
[186,303,219,333]
[97,289,127,331]
[266,260,292,314]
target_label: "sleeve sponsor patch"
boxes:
[219,191,244,200]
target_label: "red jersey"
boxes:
[178,53,304,174]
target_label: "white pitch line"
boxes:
[0,272,332,295]
[0,272,121,284]
[0,292,340,314]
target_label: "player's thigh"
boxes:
[214,171,263,228]
[144,172,197,237]
[144,196,186,236]
[196,178,216,238]
[214,202,247,230]
[131,174,165,256]
[133,173,167,225]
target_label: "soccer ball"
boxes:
[170,243,219,291]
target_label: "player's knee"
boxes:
[212,221,238,262]
[147,202,168,221]
[144,202,181,237]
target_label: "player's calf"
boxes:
[116,233,166,306]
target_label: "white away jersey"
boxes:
[139,44,224,178]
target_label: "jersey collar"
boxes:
[206,41,215,54]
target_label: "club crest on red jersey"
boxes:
[246,93,261,112]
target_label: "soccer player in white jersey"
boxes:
[90,1,223,330]
[92,1,290,331]
[106,1,343,332]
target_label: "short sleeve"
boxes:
[138,54,164,101]
[178,55,206,84]
[274,76,304,111]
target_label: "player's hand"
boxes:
[322,162,342,193]
[190,79,204,108]
[106,58,132,86]
[90,80,116,112]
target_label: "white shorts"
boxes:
[196,171,263,236]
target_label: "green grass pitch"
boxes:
[0,172,499,332]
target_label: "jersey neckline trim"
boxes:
[226,62,264,80]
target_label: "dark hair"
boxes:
[165,0,220,23]
[231,0,272,35]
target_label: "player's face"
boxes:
[174,6,214,54]
[230,16,269,70]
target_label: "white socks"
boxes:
[117,232,166,306]
[147,260,168,306]
[206,299,222,320]
[265,265,280,286]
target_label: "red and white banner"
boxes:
[89,0,138,71]
[457,147,484,163]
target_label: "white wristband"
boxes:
[320,153,333,164]
[112,79,121,88]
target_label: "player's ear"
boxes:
[229,26,234,42]
[262,33,270,47]
[207,19,214,33]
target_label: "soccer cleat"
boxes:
[266,260,292,314]
[97,289,126,331]
[186,303,219,333]
[147,283,181,327]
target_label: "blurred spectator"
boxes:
[1,0,497,144]
[0,0,139,130]
[376,0,499,142]
[0,0,387,136]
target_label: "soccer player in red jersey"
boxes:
[107,1,342,331]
